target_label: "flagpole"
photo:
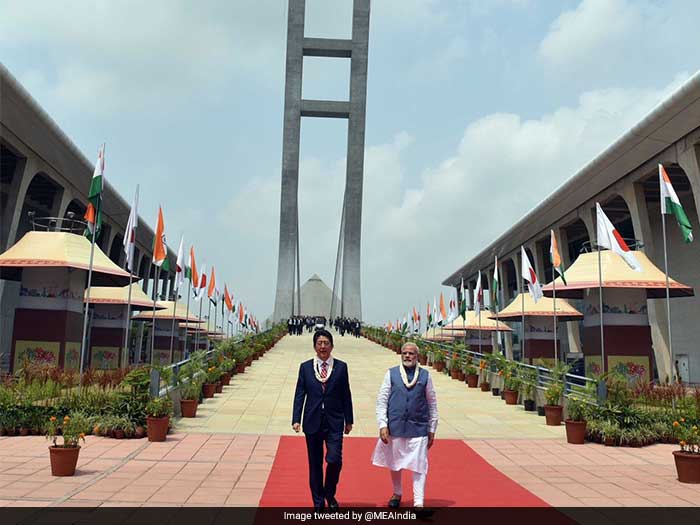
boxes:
[207,300,212,348]
[521,287,525,364]
[150,265,161,365]
[597,243,605,374]
[553,276,558,363]
[168,287,179,364]
[184,280,191,357]
[478,309,482,354]
[661,210,674,383]
[214,298,218,338]
[122,272,133,368]
[79,211,99,387]
[196,296,203,351]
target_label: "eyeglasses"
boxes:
[316,341,332,347]
[401,352,417,356]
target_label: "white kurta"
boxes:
[371,368,438,474]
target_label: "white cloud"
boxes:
[0,0,286,116]
[539,0,640,67]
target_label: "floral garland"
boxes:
[314,358,333,384]
[399,360,421,388]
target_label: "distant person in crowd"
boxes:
[292,329,354,511]
[372,342,437,511]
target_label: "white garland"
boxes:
[314,358,333,384]
[399,361,421,388]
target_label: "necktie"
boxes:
[321,362,327,392]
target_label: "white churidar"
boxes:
[371,368,438,475]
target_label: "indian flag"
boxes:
[550,230,567,285]
[491,257,500,309]
[459,278,466,320]
[660,164,693,243]
[474,271,483,316]
[152,206,170,271]
[187,246,198,291]
[208,266,217,304]
[438,293,446,326]
[174,235,185,292]
[84,144,105,241]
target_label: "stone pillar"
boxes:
[273,0,304,322]
[340,0,370,320]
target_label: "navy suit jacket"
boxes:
[292,358,354,435]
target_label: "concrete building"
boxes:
[273,0,370,322]
[0,64,177,371]
[443,71,700,383]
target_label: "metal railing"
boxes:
[415,338,602,405]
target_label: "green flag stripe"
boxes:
[665,197,694,243]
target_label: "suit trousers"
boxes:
[305,414,343,508]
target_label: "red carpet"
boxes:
[260,436,548,507]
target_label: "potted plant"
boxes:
[672,418,700,483]
[503,371,521,405]
[180,381,201,418]
[145,396,173,442]
[433,350,445,372]
[449,354,463,380]
[418,347,428,366]
[544,382,563,426]
[112,417,135,440]
[564,395,587,444]
[478,359,490,391]
[464,358,478,388]
[46,415,86,476]
[202,365,219,398]
[601,421,620,446]
[517,368,535,411]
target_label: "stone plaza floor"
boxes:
[0,332,698,507]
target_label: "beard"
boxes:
[402,360,417,368]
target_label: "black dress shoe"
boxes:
[326,496,339,510]
[314,505,325,513]
[388,496,401,509]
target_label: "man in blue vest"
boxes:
[293,329,354,511]
[372,342,438,509]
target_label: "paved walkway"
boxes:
[176,332,566,439]
[0,333,697,508]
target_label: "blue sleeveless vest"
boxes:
[387,366,430,438]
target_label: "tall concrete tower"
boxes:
[273,0,370,322]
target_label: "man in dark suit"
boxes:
[292,329,354,510]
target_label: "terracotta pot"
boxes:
[673,451,700,483]
[503,390,519,405]
[113,429,126,440]
[49,446,81,476]
[221,373,231,386]
[457,371,466,382]
[0,428,6,436]
[236,363,246,374]
[19,427,30,437]
[523,399,536,412]
[450,369,460,380]
[565,420,586,444]
[604,437,616,446]
[146,416,169,442]
[466,374,479,388]
[215,381,223,394]
[434,362,445,372]
[418,355,427,366]
[202,383,216,398]
[180,399,198,418]
[544,405,563,426]
[480,382,490,392]
[134,426,146,439]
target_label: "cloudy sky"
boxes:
[2,0,700,324]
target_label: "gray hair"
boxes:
[400,342,419,354]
